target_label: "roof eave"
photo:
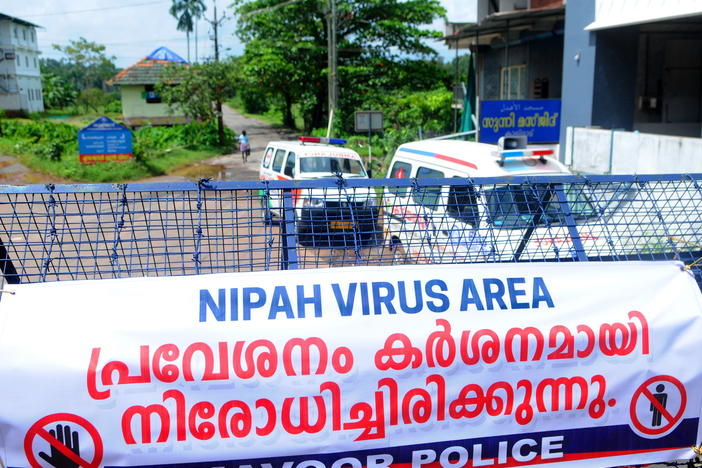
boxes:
[0,12,42,29]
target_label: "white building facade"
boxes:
[0,13,43,115]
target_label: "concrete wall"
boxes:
[565,126,702,174]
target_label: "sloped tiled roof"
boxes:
[108,47,188,86]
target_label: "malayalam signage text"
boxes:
[78,116,133,164]
[1,262,701,467]
[480,99,561,144]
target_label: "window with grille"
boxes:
[500,64,527,99]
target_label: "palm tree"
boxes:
[169,0,207,62]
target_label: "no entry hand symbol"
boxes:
[630,375,687,437]
[23,413,103,468]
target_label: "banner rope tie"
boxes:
[0,289,15,295]
[668,236,702,270]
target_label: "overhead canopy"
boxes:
[585,0,702,31]
[444,6,564,49]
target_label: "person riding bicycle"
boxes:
[238,131,250,162]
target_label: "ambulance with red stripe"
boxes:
[259,137,380,247]
[383,137,609,263]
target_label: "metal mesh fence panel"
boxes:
[2,175,702,288]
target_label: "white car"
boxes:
[383,136,637,263]
[259,137,380,247]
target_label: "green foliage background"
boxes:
[0,120,233,182]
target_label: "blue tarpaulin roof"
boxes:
[146,47,188,64]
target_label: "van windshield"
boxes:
[485,184,596,229]
[300,157,366,176]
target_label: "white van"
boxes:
[259,137,380,247]
[383,137,610,263]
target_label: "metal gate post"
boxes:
[280,188,299,270]
[512,183,554,262]
[554,186,588,261]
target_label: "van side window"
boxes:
[413,167,444,210]
[447,181,480,228]
[272,149,286,172]
[284,152,296,177]
[262,148,274,168]
[389,161,411,197]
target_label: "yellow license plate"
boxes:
[330,220,353,230]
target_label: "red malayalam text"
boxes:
[121,373,611,445]
[375,311,649,371]
[88,337,354,400]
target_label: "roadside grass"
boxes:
[0,137,150,181]
[226,97,304,130]
[0,117,232,183]
[0,138,222,183]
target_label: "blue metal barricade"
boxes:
[1,174,702,289]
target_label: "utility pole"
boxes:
[206,1,226,145]
[326,0,337,137]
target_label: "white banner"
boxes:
[1,261,702,468]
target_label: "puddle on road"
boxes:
[170,163,226,180]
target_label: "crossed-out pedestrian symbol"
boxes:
[629,375,687,437]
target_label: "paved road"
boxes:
[141,105,297,183]
[216,104,297,180]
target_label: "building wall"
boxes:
[531,0,562,8]
[479,36,563,101]
[481,43,529,100]
[591,26,638,130]
[526,36,563,99]
[559,0,597,158]
[634,30,702,138]
[120,85,187,125]
[0,18,43,114]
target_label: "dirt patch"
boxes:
[170,163,227,180]
[0,160,14,170]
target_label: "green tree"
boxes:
[237,40,306,127]
[232,0,446,132]
[50,38,118,90]
[169,0,207,62]
[41,73,78,109]
[76,88,108,113]
[156,59,236,123]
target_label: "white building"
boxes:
[0,13,43,115]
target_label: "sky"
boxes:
[3,0,475,69]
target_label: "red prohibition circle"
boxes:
[629,375,687,436]
[24,413,104,468]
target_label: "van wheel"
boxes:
[389,238,409,264]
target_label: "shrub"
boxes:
[34,142,63,161]
[104,99,122,114]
